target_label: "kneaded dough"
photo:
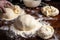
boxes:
[2,8,17,20]
[37,24,54,39]
[12,14,42,38]
[14,14,42,31]
[41,6,59,17]
[2,5,25,21]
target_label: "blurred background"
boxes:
[7,0,60,4]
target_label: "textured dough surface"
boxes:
[2,5,25,21]
[41,6,59,16]
[11,14,42,38]
[37,24,54,39]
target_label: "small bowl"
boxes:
[23,0,41,7]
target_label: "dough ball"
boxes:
[13,14,42,38]
[37,24,54,39]
[41,6,59,17]
[2,5,25,21]
[2,8,17,21]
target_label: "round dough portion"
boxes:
[41,6,59,17]
[14,14,42,31]
[37,24,54,39]
[2,5,25,21]
[2,8,17,21]
[13,14,42,38]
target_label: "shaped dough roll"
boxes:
[41,6,59,17]
[37,24,54,39]
[2,8,17,21]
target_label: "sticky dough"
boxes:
[10,14,42,38]
[41,6,59,16]
[37,23,54,39]
[2,5,25,21]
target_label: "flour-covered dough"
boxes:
[2,5,25,21]
[37,24,54,39]
[11,14,42,38]
[41,6,59,16]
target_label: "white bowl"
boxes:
[23,0,41,7]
